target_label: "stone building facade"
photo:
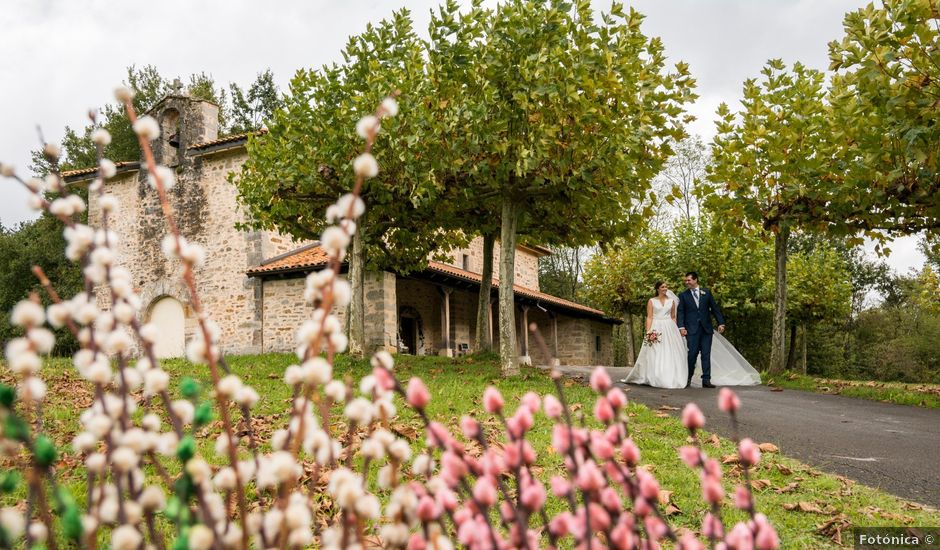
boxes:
[66,92,617,365]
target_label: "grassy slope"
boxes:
[4,353,939,548]
[765,372,940,410]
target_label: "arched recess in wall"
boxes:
[398,306,425,356]
[149,296,185,358]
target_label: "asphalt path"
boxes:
[618,383,940,507]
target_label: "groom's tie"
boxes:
[693,288,700,307]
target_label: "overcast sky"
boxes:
[0,0,926,273]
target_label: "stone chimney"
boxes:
[145,78,219,168]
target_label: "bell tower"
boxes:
[145,79,219,168]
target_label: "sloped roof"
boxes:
[61,161,140,179]
[247,244,614,321]
[188,129,267,152]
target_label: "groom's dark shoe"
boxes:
[702,381,716,389]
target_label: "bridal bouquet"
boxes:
[644,329,662,346]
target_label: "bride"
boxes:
[621,281,761,389]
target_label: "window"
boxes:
[595,335,601,352]
[462,254,470,271]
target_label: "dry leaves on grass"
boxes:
[861,506,915,524]
[706,433,721,448]
[773,482,800,494]
[721,454,740,465]
[817,514,852,545]
[758,442,779,453]
[659,492,682,517]
[775,464,793,475]
[783,501,827,514]
[749,479,773,490]
[658,405,680,411]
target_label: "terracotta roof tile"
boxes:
[189,129,267,151]
[246,244,331,275]
[61,161,140,179]
[247,245,611,320]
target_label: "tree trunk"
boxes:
[498,197,520,376]
[768,227,789,374]
[801,323,808,375]
[475,233,495,352]
[348,227,365,357]
[785,321,798,371]
[623,309,636,368]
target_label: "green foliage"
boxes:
[228,69,284,134]
[179,377,200,400]
[828,0,940,234]
[33,435,58,467]
[0,214,83,354]
[234,10,465,273]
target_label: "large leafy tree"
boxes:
[228,69,284,134]
[428,0,695,374]
[234,10,465,355]
[828,0,940,235]
[709,60,839,374]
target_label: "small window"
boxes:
[595,335,601,352]
[462,254,470,271]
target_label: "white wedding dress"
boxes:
[623,292,762,389]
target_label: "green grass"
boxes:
[3,353,939,548]
[765,372,940,409]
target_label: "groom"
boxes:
[676,271,726,389]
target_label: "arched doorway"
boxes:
[149,297,185,358]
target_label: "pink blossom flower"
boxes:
[543,394,563,418]
[407,533,427,550]
[607,387,627,409]
[460,416,480,439]
[633,496,652,517]
[512,406,534,433]
[521,440,536,465]
[644,516,668,541]
[590,434,614,460]
[678,532,705,550]
[521,391,540,413]
[552,424,571,454]
[437,487,458,511]
[702,475,725,505]
[638,470,660,500]
[593,396,615,423]
[682,403,705,430]
[756,524,780,550]
[734,485,752,510]
[550,475,571,497]
[718,387,741,413]
[417,495,438,521]
[576,460,605,491]
[600,487,622,511]
[406,377,431,408]
[703,458,722,479]
[702,512,724,539]
[726,521,754,550]
[481,450,506,477]
[610,522,635,548]
[473,476,497,506]
[621,438,641,466]
[521,480,546,511]
[738,438,761,466]
[590,367,612,392]
[372,366,396,391]
[678,445,701,468]
[483,386,504,413]
[587,503,611,531]
[549,512,571,537]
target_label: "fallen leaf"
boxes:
[707,434,721,448]
[658,490,673,505]
[776,464,793,475]
[784,501,825,514]
[658,405,680,411]
[816,514,851,545]
[655,412,670,418]
[750,479,772,490]
[758,443,779,453]
[770,387,784,392]
[774,482,799,493]
[721,454,740,464]
[663,503,682,516]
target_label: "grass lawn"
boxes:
[765,372,940,410]
[4,353,939,548]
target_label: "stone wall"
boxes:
[364,271,397,353]
[441,236,542,291]
[396,278,441,356]
[88,148,264,356]
[260,276,347,353]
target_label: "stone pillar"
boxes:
[519,305,531,366]
[439,287,453,357]
[363,271,398,353]
[550,312,560,367]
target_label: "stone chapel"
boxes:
[63,91,618,366]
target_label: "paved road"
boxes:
[618,382,940,507]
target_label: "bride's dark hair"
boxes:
[653,281,665,296]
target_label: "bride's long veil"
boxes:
[665,290,761,387]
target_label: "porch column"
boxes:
[439,287,453,357]
[519,305,531,366]
[550,312,560,367]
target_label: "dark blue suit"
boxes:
[676,287,725,384]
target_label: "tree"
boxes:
[228,69,284,134]
[828,0,940,236]
[234,10,464,356]
[654,135,709,226]
[538,246,593,302]
[428,0,695,374]
[709,60,839,374]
